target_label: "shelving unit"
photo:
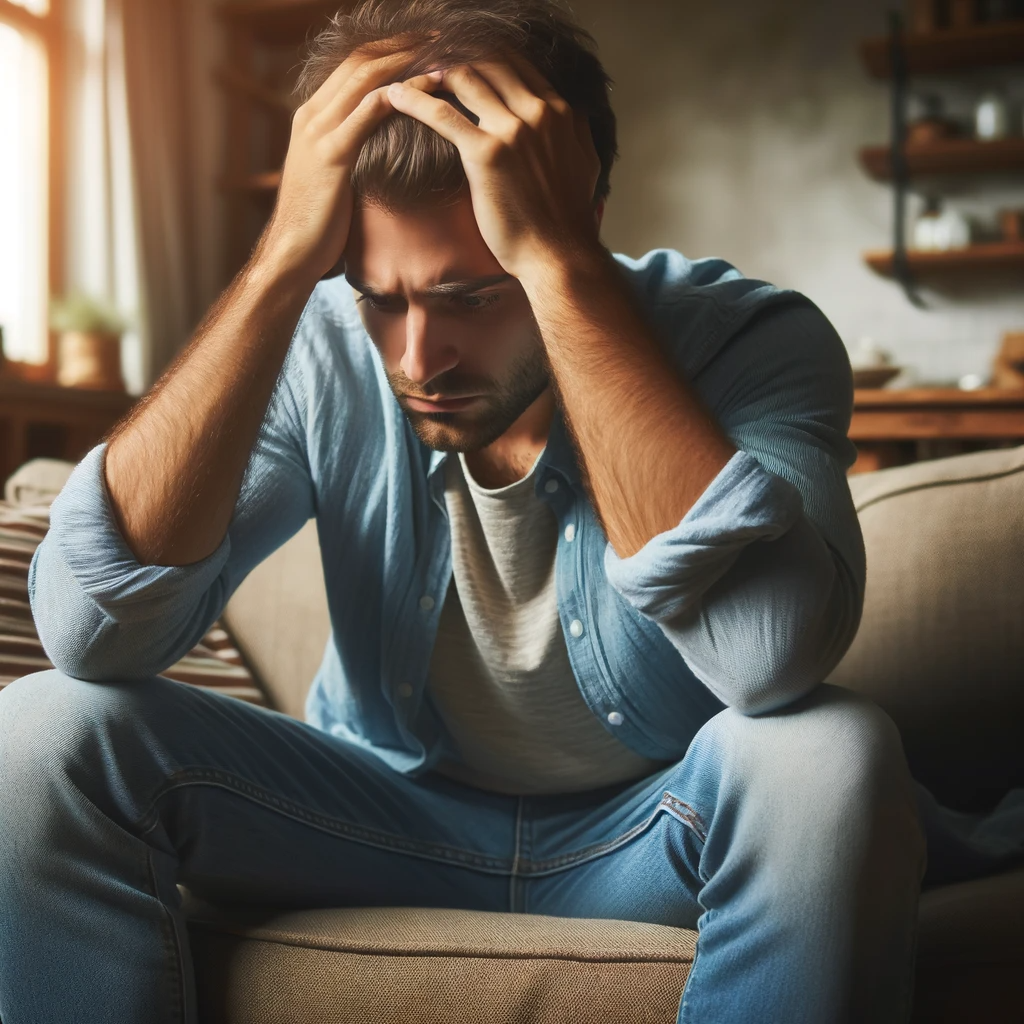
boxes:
[859,137,1024,181]
[860,20,1024,77]
[864,242,1024,277]
[215,1,342,284]
[857,15,1024,298]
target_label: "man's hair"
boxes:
[296,0,617,211]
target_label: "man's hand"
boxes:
[105,38,443,566]
[261,39,442,283]
[385,59,603,280]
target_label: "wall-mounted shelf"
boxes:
[864,242,1024,277]
[216,1,346,284]
[861,20,1024,77]
[859,137,1024,181]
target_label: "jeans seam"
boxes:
[137,767,513,875]
[509,796,524,913]
[519,791,707,876]
[145,848,185,1024]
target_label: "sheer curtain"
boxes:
[65,0,213,393]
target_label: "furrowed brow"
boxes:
[346,274,513,298]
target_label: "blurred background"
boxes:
[2,0,1024,478]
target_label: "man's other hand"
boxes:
[385,58,604,280]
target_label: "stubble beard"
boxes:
[387,336,551,453]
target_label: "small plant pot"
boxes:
[56,330,125,390]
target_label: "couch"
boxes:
[7,446,1024,1022]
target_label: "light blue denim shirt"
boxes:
[30,249,864,774]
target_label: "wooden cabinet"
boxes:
[0,378,134,485]
[850,388,1024,473]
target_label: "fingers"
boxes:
[502,53,571,115]
[433,65,521,138]
[318,84,394,164]
[305,47,423,137]
[319,71,443,163]
[386,79,489,151]
[469,60,569,127]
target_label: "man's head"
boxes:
[298,0,617,452]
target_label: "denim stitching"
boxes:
[137,767,513,875]
[518,792,707,876]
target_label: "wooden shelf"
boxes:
[864,242,1024,277]
[851,387,1024,440]
[861,20,1024,77]
[859,138,1024,181]
[218,1,343,46]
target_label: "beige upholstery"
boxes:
[184,898,696,1023]
[830,445,1024,810]
[223,519,330,720]
[181,865,1024,1023]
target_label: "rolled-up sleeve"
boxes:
[29,346,315,682]
[604,300,865,715]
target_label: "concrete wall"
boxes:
[571,0,1024,384]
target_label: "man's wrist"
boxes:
[517,240,617,302]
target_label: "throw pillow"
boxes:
[0,500,266,704]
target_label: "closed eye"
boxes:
[356,292,501,313]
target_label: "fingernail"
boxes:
[426,69,444,82]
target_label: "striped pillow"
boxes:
[0,501,266,704]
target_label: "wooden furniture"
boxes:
[860,18,1024,77]
[857,16,1024,293]
[0,377,134,485]
[216,0,342,286]
[849,387,1024,473]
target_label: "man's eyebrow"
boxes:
[346,274,514,297]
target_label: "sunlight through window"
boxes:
[6,0,50,17]
[0,21,48,364]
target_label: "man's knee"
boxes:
[686,683,918,830]
[0,670,171,793]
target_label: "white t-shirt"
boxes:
[426,450,666,795]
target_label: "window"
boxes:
[0,0,57,367]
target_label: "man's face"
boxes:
[343,191,549,453]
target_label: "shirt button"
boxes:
[398,683,414,699]
[607,711,624,727]
[419,595,435,611]
[569,619,584,638]
[544,478,559,494]
[564,523,576,542]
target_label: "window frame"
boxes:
[0,0,64,376]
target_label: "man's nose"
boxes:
[400,307,458,388]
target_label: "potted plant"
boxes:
[48,291,128,391]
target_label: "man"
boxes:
[0,1,928,1021]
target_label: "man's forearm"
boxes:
[104,255,318,567]
[520,245,736,559]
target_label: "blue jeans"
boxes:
[0,670,930,1023]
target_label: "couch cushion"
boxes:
[183,896,695,1024]
[829,445,1024,811]
[183,867,1024,1024]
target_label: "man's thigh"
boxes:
[0,670,518,912]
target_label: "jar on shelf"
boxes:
[975,92,1014,140]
